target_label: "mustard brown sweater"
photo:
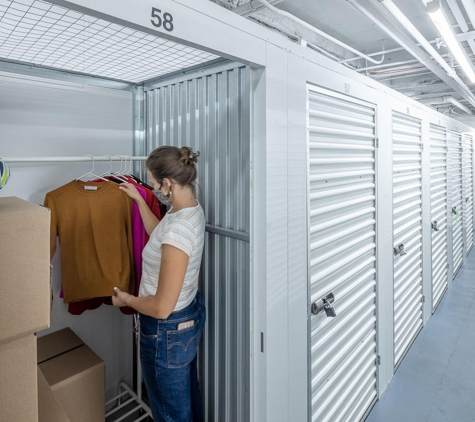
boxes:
[44,180,135,303]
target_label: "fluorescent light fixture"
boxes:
[427,0,475,83]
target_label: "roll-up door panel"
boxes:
[450,131,464,277]
[392,112,423,366]
[308,87,377,422]
[430,125,448,311]
[463,135,474,254]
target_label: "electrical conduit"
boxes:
[256,0,385,64]
[346,0,475,108]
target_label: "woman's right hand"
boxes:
[119,183,143,202]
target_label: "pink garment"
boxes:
[132,185,148,295]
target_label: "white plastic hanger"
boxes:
[76,155,108,182]
[125,155,134,176]
[97,155,113,179]
[112,155,128,182]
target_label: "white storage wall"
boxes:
[307,85,378,422]
[392,112,424,367]
[450,131,464,277]
[463,135,474,254]
[0,75,135,401]
[304,57,475,422]
[143,64,251,422]
[429,124,449,311]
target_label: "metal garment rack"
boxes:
[5,155,153,422]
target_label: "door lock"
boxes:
[431,221,439,231]
[311,292,336,317]
[393,243,407,257]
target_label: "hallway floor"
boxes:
[366,250,475,422]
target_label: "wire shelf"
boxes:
[0,0,219,83]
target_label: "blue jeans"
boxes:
[140,292,206,422]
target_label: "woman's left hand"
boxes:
[112,287,131,307]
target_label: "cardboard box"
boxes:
[37,328,105,422]
[0,197,51,345]
[38,367,70,422]
[0,334,38,422]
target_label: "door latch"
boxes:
[431,221,439,231]
[311,292,336,317]
[393,243,407,257]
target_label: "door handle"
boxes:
[311,292,336,317]
[393,243,407,257]
[431,221,439,231]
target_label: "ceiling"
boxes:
[0,0,219,83]
[212,0,475,117]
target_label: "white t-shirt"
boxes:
[139,202,205,311]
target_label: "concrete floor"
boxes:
[366,251,475,422]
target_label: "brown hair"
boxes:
[146,146,200,193]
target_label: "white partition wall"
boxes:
[430,124,449,311]
[143,64,251,422]
[463,134,474,254]
[307,85,378,422]
[450,131,464,277]
[392,112,423,367]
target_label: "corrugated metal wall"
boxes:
[450,131,464,277]
[392,112,423,367]
[144,65,251,422]
[430,124,448,311]
[308,87,378,422]
[463,135,474,254]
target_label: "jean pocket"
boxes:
[166,320,202,368]
[140,329,158,339]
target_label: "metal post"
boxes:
[133,85,146,180]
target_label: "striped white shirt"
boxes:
[139,202,205,311]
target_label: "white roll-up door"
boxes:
[451,131,464,277]
[430,124,448,311]
[308,86,377,422]
[463,135,474,254]
[392,112,423,367]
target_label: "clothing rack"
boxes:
[5,155,153,421]
[5,155,250,242]
[4,156,147,162]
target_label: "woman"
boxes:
[112,146,206,422]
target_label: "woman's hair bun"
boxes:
[179,146,200,167]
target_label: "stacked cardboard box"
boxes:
[37,328,105,422]
[0,197,51,422]
[0,197,106,422]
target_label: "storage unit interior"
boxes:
[2,1,475,422]
[0,1,251,421]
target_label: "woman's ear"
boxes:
[162,178,171,190]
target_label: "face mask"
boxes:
[154,186,172,206]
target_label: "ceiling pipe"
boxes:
[342,39,439,63]
[457,0,475,57]
[254,0,385,64]
[346,0,475,108]
[460,0,475,30]
[446,0,469,32]
[232,0,285,17]
[359,58,421,72]
[419,96,473,114]
[378,0,455,77]
[457,31,475,42]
